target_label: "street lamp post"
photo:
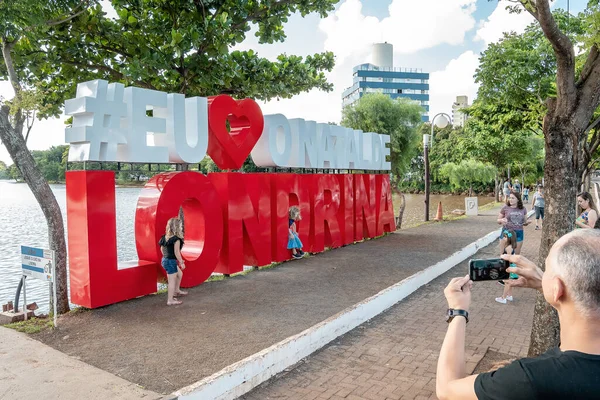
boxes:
[424,112,451,221]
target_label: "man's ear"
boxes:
[552,276,567,304]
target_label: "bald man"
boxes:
[436,229,600,399]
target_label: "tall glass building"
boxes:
[342,43,430,122]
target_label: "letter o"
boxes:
[135,171,223,287]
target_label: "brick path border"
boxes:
[173,229,501,400]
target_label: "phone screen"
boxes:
[469,258,510,281]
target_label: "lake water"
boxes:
[0,180,492,313]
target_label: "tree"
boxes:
[32,145,69,182]
[0,160,7,179]
[508,1,600,356]
[439,160,496,196]
[1,0,339,314]
[7,164,21,181]
[0,0,87,314]
[474,9,600,190]
[12,0,336,118]
[341,93,424,179]
[460,101,534,200]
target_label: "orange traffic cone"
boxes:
[435,201,443,221]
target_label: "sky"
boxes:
[0,0,584,164]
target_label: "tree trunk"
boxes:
[395,193,406,230]
[529,113,579,357]
[586,172,591,193]
[0,106,70,314]
[494,173,499,202]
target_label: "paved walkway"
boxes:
[0,326,164,400]
[242,224,541,400]
[27,208,506,395]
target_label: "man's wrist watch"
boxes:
[446,309,469,323]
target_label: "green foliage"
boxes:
[422,124,467,177]
[341,93,424,178]
[7,164,22,181]
[462,101,538,173]
[439,160,496,196]
[3,0,337,119]
[474,10,585,134]
[31,145,69,182]
[0,160,8,179]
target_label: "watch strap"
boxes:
[446,309,469,323]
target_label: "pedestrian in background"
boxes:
[502,179,512,202]
[532,185,545,230]
[575,192,599,229]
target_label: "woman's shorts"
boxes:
[162,258,179,274]
[500,229,524,243]
[535,206,545,219]
[503,189,510,196]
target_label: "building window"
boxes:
[397,89,402,94]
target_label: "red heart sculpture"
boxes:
[207,95,264,170]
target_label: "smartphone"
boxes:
[469,258,510,281]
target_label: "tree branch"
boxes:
[1,39,25,135]
[528,0,576,106]
[60,59,157,90]
[46,0,96,27]
[578,45,600,87]
[24,109,35,144]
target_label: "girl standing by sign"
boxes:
[288,206,305,259]
[159,218,187,305]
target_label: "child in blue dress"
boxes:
[496,229,519,304]
[288,206,304,259]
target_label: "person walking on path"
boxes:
[532,185,545,230]
[159,217,187,305]
[575,191,598,229]
[502,179,512,202]
[513,179,521,194]
[496,191,529,304]
[436,229,600,400]
[522,186,530,203]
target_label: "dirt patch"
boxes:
[33,210,502,394]
[473,349,517,374]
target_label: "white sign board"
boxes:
[64,80,392,171]
[21,246,55,282]
[465,197,479,216]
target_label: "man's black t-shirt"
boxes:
[475,348,600,399]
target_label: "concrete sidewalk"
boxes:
[242,224,541,400]
[2,206,505,398]
[0,326,164,400]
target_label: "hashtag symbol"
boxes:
[65,80,127,161]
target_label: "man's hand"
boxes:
[501,254,543,291]
[444,275,472,312]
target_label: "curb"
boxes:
[172,228,501,400]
